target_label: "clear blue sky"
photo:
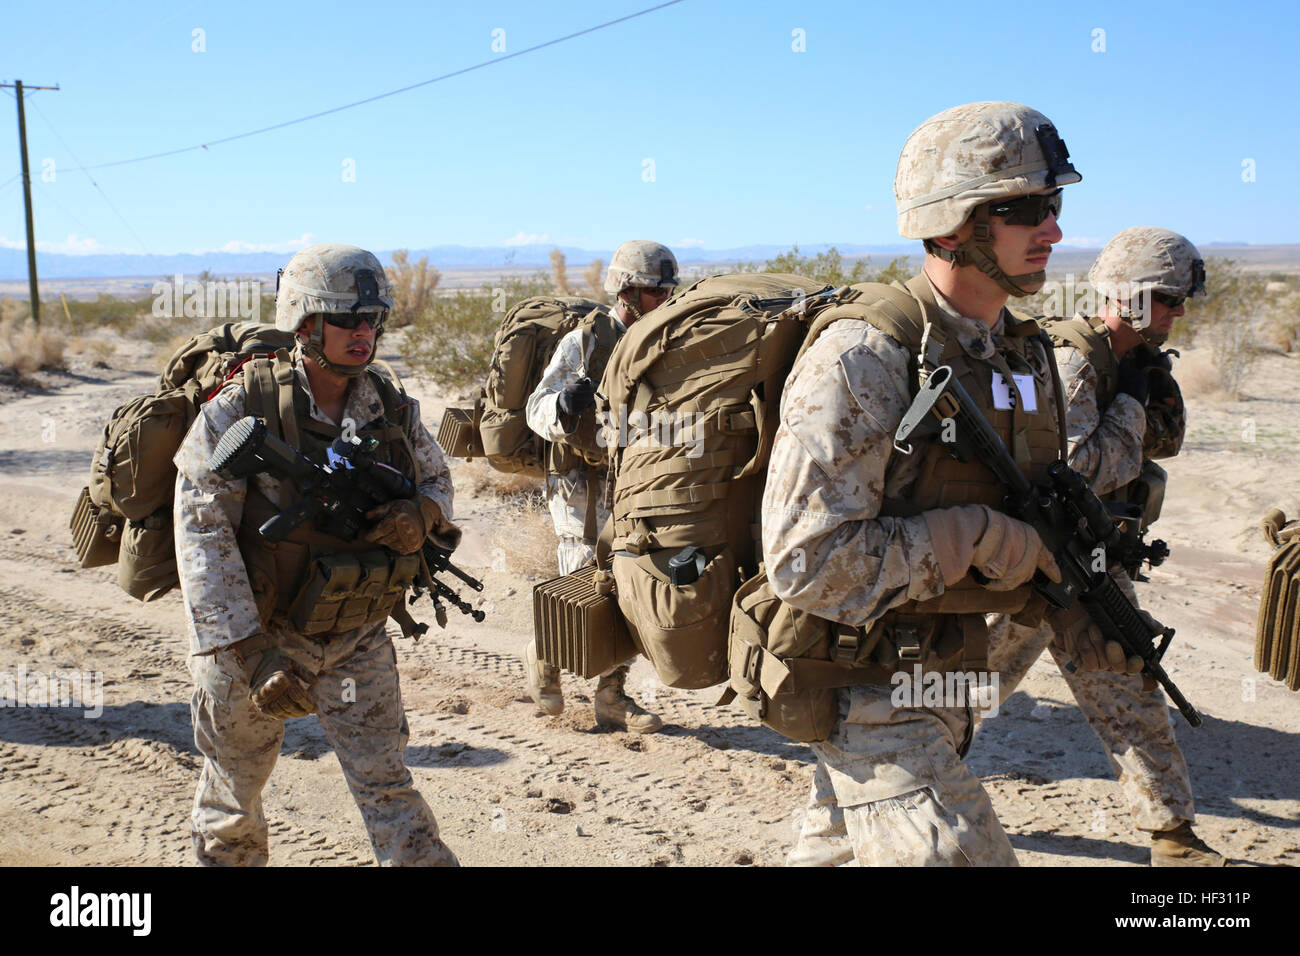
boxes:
[1,0,1296,257]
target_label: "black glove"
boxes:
[558,378,597,419]
[1116,353,1150,405]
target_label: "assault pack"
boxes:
[438,295,614,477]
[70,322,297,601]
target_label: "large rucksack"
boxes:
[598,273,863,689]
[454,295,612,477]
[70,322,297,600]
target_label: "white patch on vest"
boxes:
[991,372,1038,413]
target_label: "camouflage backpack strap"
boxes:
[1043,314,1117,411]
[365,365,419,475]
[242,349,295,445]
[797,277,945,382]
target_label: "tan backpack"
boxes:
[598,273,852,689]
[71,322,297,600]
[469,295,612,477]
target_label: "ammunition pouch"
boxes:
[287,549,419,637]
[532,565,637,678]
[725,567,991,742]
[612,546,736,689]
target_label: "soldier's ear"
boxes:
[297,316,315,343]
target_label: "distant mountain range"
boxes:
[1,241,1294,283]
[0,242,918,281]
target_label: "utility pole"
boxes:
[1,79,59,324]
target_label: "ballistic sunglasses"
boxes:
[1152,292,1186,309]
[988,189,1063,227]
[322,310,386,331]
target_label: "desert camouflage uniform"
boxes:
[977,335,1194,833]
[174,348,458,866]
[767,276,1059,866]
[525,321,624,575]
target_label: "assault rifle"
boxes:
[894,367,1201,727]
[210,415,485,627]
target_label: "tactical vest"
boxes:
[819,275,1065,618]
[233,351,422,636]
[549,310,623,475]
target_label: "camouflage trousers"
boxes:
[788,683,1016,867]
[545,468,608,576]
[188,619,457,866]
[983,575,1195,832]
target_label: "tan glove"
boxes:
[923,504,1061,591]
[364,497,441,554]
[1048,604,1145,676]
[231,634,316,720]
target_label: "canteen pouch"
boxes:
[117,511,177,602]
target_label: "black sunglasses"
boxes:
[1152,292,1185,309]
[322,311,385,331]
[988,189,1063,227]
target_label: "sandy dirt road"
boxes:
[0,335,1296,867]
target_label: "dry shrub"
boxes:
[490,487,557,579]
[550,248,571,295]
[1173,349,1228,401]
[0,318,66,373]
[456,458,544,499]
[584,259,607,302]
[400,272,552,394]
[70,336,117,367]
[387,250,441,328]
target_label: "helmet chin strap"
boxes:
[619,290,644,323]
[1113,302,1168,348]
[932,204,1046,298]
[300,320,377,379]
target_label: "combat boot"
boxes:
[1150,821,1227,866]
[523,639,563,716]
[594,665,662,734]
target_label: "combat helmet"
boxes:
[604,240,679,319]
[895,101,1081,296]
[1088,227,1205,345]
[275,243,393,378]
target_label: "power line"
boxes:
[72,0,687,172]
[27,96,149,252]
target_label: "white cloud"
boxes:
[502,232,551,247]
[210,232,315,255]
[674,237,706,248]
[1060,236,1107,248]
[0,234,122,255]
